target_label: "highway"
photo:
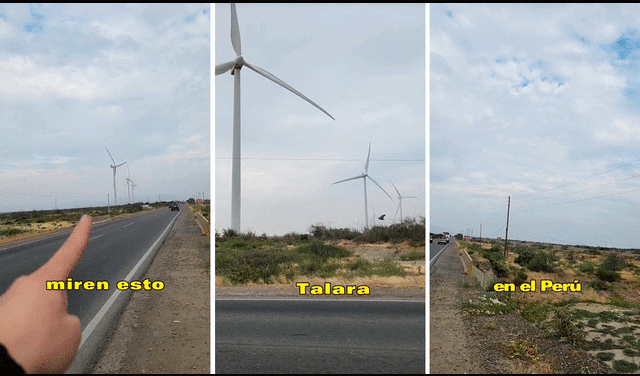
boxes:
[430,241,448,264]
[0,208,181,372]
[216,299,425,374]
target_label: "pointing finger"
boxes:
[34,214,92,280]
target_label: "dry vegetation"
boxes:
[459,238,640,373]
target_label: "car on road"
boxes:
[169,202,180,211]
[437,236,447,244]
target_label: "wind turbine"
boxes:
[106,148,126,206]
[125,164,132,204]
[216,3,334,232]
[389,180,417,223]
[130,180,137,203]
[332,143,392,231]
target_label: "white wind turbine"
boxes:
[130,180,137,203]
[389,180,417,223]
[216,3,334,232]
[332,143,392,231]
[125,164,132,204]
[106,148,126,206]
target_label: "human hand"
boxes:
[0,214,92,374]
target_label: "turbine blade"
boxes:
[395,203,400,217]
[365,143,371,173]
[332,174,364,185]
[116,162,126,168]
[216,60,237,76]
[230,3,241,56]
[404,196,418,199]
[389,180,401,197]
[105,147,115,164]
[367,175,393,200]
[243,61,335,120]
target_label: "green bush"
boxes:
[527,251,556,273]
[552,307,585,345]
[295,241,351,260]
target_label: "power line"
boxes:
[0,190,102,198]
[530,173,640,202]
[215,157,424,162]
[516,186,640,208]
[515,157,640,199]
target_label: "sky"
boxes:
[0,3,210,213]
[215,3,425,236]
[431,4,640,249]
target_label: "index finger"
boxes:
[34,214,93,280]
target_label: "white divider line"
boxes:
[78,212,180,348]
[123,222,134,228]
[89,234,103,242]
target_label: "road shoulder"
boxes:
[430,241,489,374]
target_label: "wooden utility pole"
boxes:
[504,196,510,257]
[480,223,482,242]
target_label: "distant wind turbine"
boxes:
[130,180,137,203]
[216,3,334,232]
[332,143,392,231]
[106,148,126,206]
[125,164,132,204]
[389,180,417,223]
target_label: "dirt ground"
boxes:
[430,242,613,374]
[92,206,210,374]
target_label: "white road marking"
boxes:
[79,212,181,348]
[123,222,134,228]
[89,234,103,241]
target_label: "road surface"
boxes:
[216,298,425,374]
[0,208,181,372]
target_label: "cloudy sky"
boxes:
[431,4,640,249]
[215,3,425,236]
[0,3,209,213]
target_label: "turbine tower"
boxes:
[125,164,132,204]
[389,180,418,223]
[130,180,137,203]
[332,143,392,231]
[216,3,334,232]
[106,148,126,206]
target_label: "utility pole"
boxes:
[480,223,482,242]
[108,194,110,216]
[504,196,510,257]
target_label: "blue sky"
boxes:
[215,4,425,236]
[431,4,640,249]
[0,3,209,212]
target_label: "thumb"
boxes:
[34,215,92,280]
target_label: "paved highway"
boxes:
[0,208,181,371]
[430,241,448,263]
[216,299,425,374]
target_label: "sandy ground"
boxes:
[92,206,210,374]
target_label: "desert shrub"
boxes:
[369,259,406,277]
[513,269,528,287]
[578,261,595,274]
[215,249,294,284]
[588,279,610,291]
[595,266,620,283]
[0,228,26,237]
[552,307,585,345]
[514,248,536,267]
[400,251,425,261]
[596,352,615,361]
[527,251,556,273]
[295,241,351,260]
[613,360,639,373]
[521,301,550,324]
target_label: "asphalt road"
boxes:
[216,299,425,374]
[430,241,447,261]
[0,208,181,371]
